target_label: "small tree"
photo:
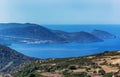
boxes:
[93,71,97,74]
[103,72,113,77]
[86,68,91,72]
[62,69,72,75]
[68,65,77,70]
[29,73,36,77]
[98,69,106,75]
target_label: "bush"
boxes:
[29,74,36,77]
[103,72,113,77]
[68,65,77,70]
[86,68,91,72]
[98,69,106,75]
[62,69,72,75]
[64,72,89,77]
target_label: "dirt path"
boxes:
[41,72,62,77]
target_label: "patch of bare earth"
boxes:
[73,68,86,73]
[109,59,120,64]
[93,55,120,65]
[101,65,118,73]
[91,75,102,77]
[41,72,62,77]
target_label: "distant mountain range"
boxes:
[0,23,116,45]
[0,23,31,30]
[0,44,35,73]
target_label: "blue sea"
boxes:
[10,25,120,59]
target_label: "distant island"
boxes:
[0,23,116,45]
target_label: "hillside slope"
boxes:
[0,44,35,73]
[11,50,120,77]
[91,29,116,39]
[0,23,68,44]
[68,31,103,43]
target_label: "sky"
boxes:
[0,0,120,24]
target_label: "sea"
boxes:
[9,25,120,59]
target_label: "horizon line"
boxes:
[0,22,120,25]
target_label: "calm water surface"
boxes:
[9,25,120,58]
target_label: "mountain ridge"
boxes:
[91,29,116,39]
[0,23,116,44]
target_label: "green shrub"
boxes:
[103,72,113,77]
[98,69,106,75]
[68,65,77,70]
[64,72,89,77]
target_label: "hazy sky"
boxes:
[0,0,120,24]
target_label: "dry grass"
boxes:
[101,65,118,73]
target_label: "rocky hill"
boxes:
[0,44,35,73]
